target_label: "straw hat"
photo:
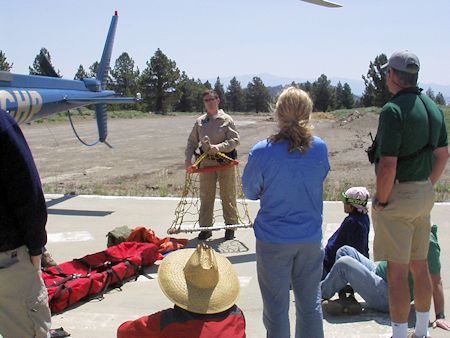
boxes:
[157,243,240,314]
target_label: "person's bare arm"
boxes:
[375,156,397,205]
[430,146,449,186]
[431,274,450,330]
[30,254,42,270]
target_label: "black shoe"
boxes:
[224,229,235,240]
[198,231,212,240]
[338,285,354,299]
[322,295,362,316]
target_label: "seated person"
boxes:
[117,243,246,338]
[321,225,450,331]
[323,186,370,277]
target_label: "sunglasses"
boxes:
[204,97,217,102]
[341,193,368,206]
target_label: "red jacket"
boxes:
[117,305,246,338]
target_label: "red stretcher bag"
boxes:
[42,242,161,313]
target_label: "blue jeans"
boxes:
[256,240,324,338]
[321,245,389,312]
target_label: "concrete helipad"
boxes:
[44,195,450,338]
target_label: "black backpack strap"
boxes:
[397,91,434,162]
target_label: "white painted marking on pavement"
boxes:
[239,276,252,287]
[47,231,94,243]
[44,194,450,205]
[52,312,120,329]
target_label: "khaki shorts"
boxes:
[0,246,51,338]
[372,180,434,264]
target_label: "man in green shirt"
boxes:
[372,50,449,338]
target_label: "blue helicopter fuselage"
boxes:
[0,12,137,145]
[0,72,117,124]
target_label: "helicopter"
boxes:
[0,11,140,147]
[301,0,342,8]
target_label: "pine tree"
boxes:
[426,88,436,101]
[139,49,180,113]
[226,77,245,112]
[203,80,212,90]
[111,53,139,97]
[341,83,355,109]
[89,61,100,78]
[0,51,13,71]
[175,72,206,112]
[74,64,88,80]
[29,48,60,76]
[298,81,313,94]
[435,92,446,105]
[214,77,227,110]
[246,77,271,113]
[361,54,391,107]
[334,81,344,109]
[311,74,333,112]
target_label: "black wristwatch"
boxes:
[374,198,388,208]
[436,312,445,320]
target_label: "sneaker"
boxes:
[407,334,431,338]
[224,229,235,240]
[322,295,362,316]
[41,252,57,268]
[197,231,212,240]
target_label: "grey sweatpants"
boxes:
[0,246,51,338]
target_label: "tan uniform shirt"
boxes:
[185,110,240,162]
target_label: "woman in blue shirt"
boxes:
[242,87,330,338]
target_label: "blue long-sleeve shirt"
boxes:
[323,212,370,273]
[242,137,330,244]
[0,109,47,256]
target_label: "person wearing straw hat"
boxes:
[242,87,330,338]
[117,244,246,338]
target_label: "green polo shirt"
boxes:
[375,224,441,301]
[375,88,448,182]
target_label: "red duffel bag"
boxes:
[43,241,161,313]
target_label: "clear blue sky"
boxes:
[2,0,450,87]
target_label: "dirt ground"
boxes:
[21,112,450,201]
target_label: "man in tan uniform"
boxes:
[185,90,240,240]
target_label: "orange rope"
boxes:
[187,160,239,174]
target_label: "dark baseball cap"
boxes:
[381,50,420,74]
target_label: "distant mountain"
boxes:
[205,73,450,103]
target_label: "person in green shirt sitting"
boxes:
[321,224,449,332]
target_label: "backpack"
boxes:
[106,225,133,247]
